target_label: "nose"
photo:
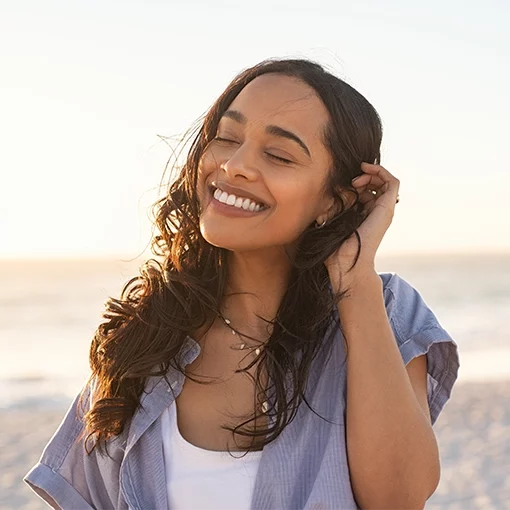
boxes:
[220,143,259,181]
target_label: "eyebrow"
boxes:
[222,109,311,158]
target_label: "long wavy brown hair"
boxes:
[83,58,383,455]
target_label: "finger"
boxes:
[358,189,377,205]
[360,162,399,184]
[360,162,400,200]
[352,173,385,189]
[355,180,390,198]
[357,184,397,208]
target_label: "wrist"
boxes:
[328,266,380,294]
[336,271,385,328]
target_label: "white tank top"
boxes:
[161,402,263,510]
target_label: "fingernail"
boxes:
[352,175,362,182]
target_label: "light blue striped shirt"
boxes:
[24,272,459,509]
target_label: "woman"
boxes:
[25,58,459,510]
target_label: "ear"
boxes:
[315,189,356,224]
[315,195,336,226]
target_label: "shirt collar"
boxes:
[124,335,201,455]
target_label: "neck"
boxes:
[222,248,292,337]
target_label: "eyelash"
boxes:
[214,137,235,144]
[213,137,293,165]
[268,153,292,164]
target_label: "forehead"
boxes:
[225,74,330,142]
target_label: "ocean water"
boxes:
[1,254,509,410]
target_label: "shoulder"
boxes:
[379,270,422,303]
[379,271,443,335]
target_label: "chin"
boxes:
[200,223,252,252]
[198,205,306,254]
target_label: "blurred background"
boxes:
[1,0,509,508]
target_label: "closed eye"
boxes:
[214,136,292,164]
[214,136,238,144]
[267,153,293,164]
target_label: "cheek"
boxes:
[272,179,323,223]
[197,148,224,192]
[240,182,321,247]
[199,146,224,173]
[197,152,216,200]
[197,152,210,181]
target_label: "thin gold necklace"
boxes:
[218,313,269,414]
[218,313,264,356]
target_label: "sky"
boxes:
[1,0,509,259]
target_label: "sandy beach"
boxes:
[1,379,509,510]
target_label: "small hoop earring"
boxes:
[315,219,327,229]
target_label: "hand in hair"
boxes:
[325,161,400,289]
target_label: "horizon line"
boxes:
[1,249,509,263]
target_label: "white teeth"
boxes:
[213,187,264,212]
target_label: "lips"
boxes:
[212,187,264,211]
[210,181,268,208]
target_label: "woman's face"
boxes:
[197,73,334,253]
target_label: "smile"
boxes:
[211,186,267,212]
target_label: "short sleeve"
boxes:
[380,272,460,425]
[23,379,124,509]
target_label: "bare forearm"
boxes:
[335,272,440,509]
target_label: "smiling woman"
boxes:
[198,73,336,252]
[24,58,459,510]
